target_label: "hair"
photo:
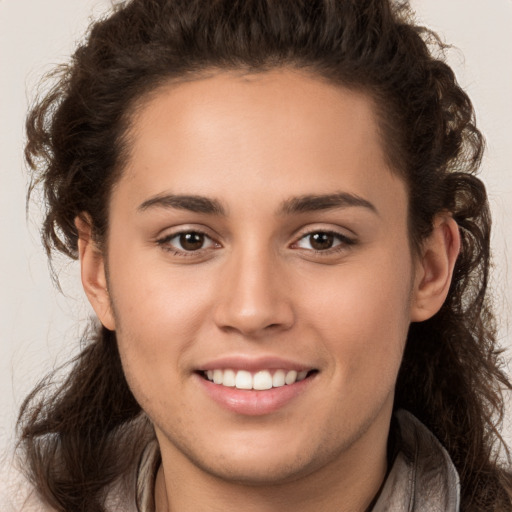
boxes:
[19,0,512,510]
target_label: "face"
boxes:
[87,70,423,486]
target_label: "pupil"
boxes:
[180,233,204,251]
[310,233,333,250]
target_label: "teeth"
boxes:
[272,370,286,387]
[253,370,273,390]
[297,370,308,381]
[285,370,298,385]
[213,369,223,384]
[235,370,253,390]
[203,369,310,390]
[223,369,236,387]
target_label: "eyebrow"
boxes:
[279,192,378,216]
[138,194,226,215]
[137,191,378,216]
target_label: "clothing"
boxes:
[371,410,459,511]
[2,410,459,511]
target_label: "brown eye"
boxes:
[158,231,217,253]
[179,232,205,251]
[294,231,354,252]
[309,232,335,250]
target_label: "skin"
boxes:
[78,69,460,512]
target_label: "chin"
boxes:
[196,452,320,486]
[169,428,345,487]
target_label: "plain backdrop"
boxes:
[1,0,511,459]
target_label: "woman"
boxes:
[7,0,512,510]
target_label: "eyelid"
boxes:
[292,223,356,242]
[155,223,219,242]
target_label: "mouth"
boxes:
[195,356,319,415]
[199,368,318,390]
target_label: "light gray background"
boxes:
[1,0,511,459]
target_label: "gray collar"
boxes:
[372,410,460,511]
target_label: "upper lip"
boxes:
[198,355,315,373]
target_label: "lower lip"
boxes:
[196,373,315,416]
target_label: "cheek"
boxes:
[108,247,213,332]
[299,250,413,378]
[104,252,212,396]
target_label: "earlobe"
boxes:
[75,215,116,331]
[410,215,461,322]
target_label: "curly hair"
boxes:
[19,0,512,510]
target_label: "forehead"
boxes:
[127,70,380,164]
[117,69,407,220]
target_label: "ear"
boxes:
[75,215,116,331]
[410,214,461,322]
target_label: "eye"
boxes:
[157,231,217,253]
[294,231,354,252]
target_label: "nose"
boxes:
[213,246,295,338]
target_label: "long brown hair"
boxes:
[20,0,511,510]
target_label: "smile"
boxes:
[203,369,311,390]
[197,366,318,415]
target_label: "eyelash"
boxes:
[156,229,356,257]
